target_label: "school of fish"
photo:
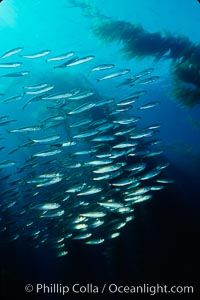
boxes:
[0,48,173,257]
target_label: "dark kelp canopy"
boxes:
[67,0,200,107]
[93,19,200,108]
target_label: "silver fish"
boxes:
[132,76,160,86]
[156,179,174,184]
[85,239,104,244]
[62,141,77,147]
[95,98,114,107]
[32,135,60,143]
[0,160,16,168]
[125,163,146,172]
[84,159,113,166]
[93,170,122,181]
[73,130,98,139]
[0,47,23,59]
[42,92,73,100]
[114,127,134,136]
[144,150,163,158]
[113,117,140,125]
[68,91,94,100]
[2,71,29,77]
[0,62,22,68]
[38,173,62,179]
[9,126,41,133]
[96,123,115,132]
[127,68,155,84]
[150,185,164,191]
[24,85,54,95]
[97,69,130,81]
[73,149,96,155]
[155,162,170,170]
[2,95,23,103]
[130,130,154,139]
[138,101,160,110]
[65,55,94,66]
[109,232,120,239]
[98,201,123,209]
[68,103,96,115]
[54,56,79,68]
[57,251,68,257]
[36,177,62,187]
[22,50,50,59]
[73,233,92,240]
[92,135,115,142]
[111,178,138,187]
[65,183,87,193]
[23,83,49,90]
[133,194,152,203]
[33,149,62,157]
[125,187,151,196]
[47,51,74,61]
[117,96,138,106]
[33,203,61,210]
[140,169,161,180]
[77,187,103,196]
[40,210,65,218]
[69,119,93,128]
[93,162,126,174]
[112,142,138,149]
[90,63,115,72]
[81,212,106,218]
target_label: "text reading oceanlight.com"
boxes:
[25,283,195,296]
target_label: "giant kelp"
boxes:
[93,20,200,107]
[67,0,200,107]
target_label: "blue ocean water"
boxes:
[0,0,200,299]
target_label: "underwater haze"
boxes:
[0,0,200,299]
